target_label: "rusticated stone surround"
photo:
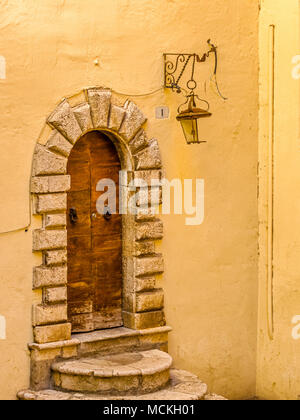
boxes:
[31,87,165,345]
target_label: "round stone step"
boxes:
[51,349,172,395]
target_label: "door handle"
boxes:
[103,205,112,221]
[69,207,78,224]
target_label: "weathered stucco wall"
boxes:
[0,0,259,399]
[257,0,300,400]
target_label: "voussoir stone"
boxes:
[73,103,93,133]
[33,266,67,289]
[31,175,71,194]
[33,304,68,326]
[33,229,67,251]
[87,88,111,129]
[135,255,164,277]
[32,144,67,176]
[35,193,67,214]
[46,130,73,157]
[128,130,149,154]
[109,104,126,132]
[119,101,147,142]
[47,99,82,144]
[134,139,162,170]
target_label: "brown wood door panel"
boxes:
[67,131,123,333]
[70,313,94,332]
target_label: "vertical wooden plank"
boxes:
[67,131,123,333]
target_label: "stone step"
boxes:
[51,349,172,395]
[73,326,171,357]
[18,369,209,400]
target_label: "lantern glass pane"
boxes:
[180,119,199,144]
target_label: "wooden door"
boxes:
[67,131,122,333]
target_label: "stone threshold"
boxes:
[28,326,172,351]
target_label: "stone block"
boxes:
[123,310,166,330]
[45,249,67,265]
[32,145,67,176]
[136,187,162,207]
[33,323,71,344]
[87,88,111,129]
[135,207,157,221]
[31,175,71,194]
[33,229,67,251]
[136,289,164,312]
[33,266,67,289]
[134,139,162,170]
[134,241,155,257]
[135,255,164,277]
[35,193,67,214]
[30,359,53,390]
[44,214,66,229]
[47,99,82,144]
[33,304,68,326]
[133,170,162,187]
[135,276,156,292]
[73,103,93,132]
[44,287,67,304]
[135,220,163,241]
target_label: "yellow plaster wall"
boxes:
[257,0,300,400]
[0,0,259,399]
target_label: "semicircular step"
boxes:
[51,349,172,395]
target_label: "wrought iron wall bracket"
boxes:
[163,39,226,100]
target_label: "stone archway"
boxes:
[31,87,165,345]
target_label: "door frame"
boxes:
[31,88,165,345]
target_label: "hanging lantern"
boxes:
[176,94,212,144]
[164,40,227,145]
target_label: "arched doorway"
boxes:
[67,131,122,333]
[31,88,165,347]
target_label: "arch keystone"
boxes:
[87,88,111,129]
